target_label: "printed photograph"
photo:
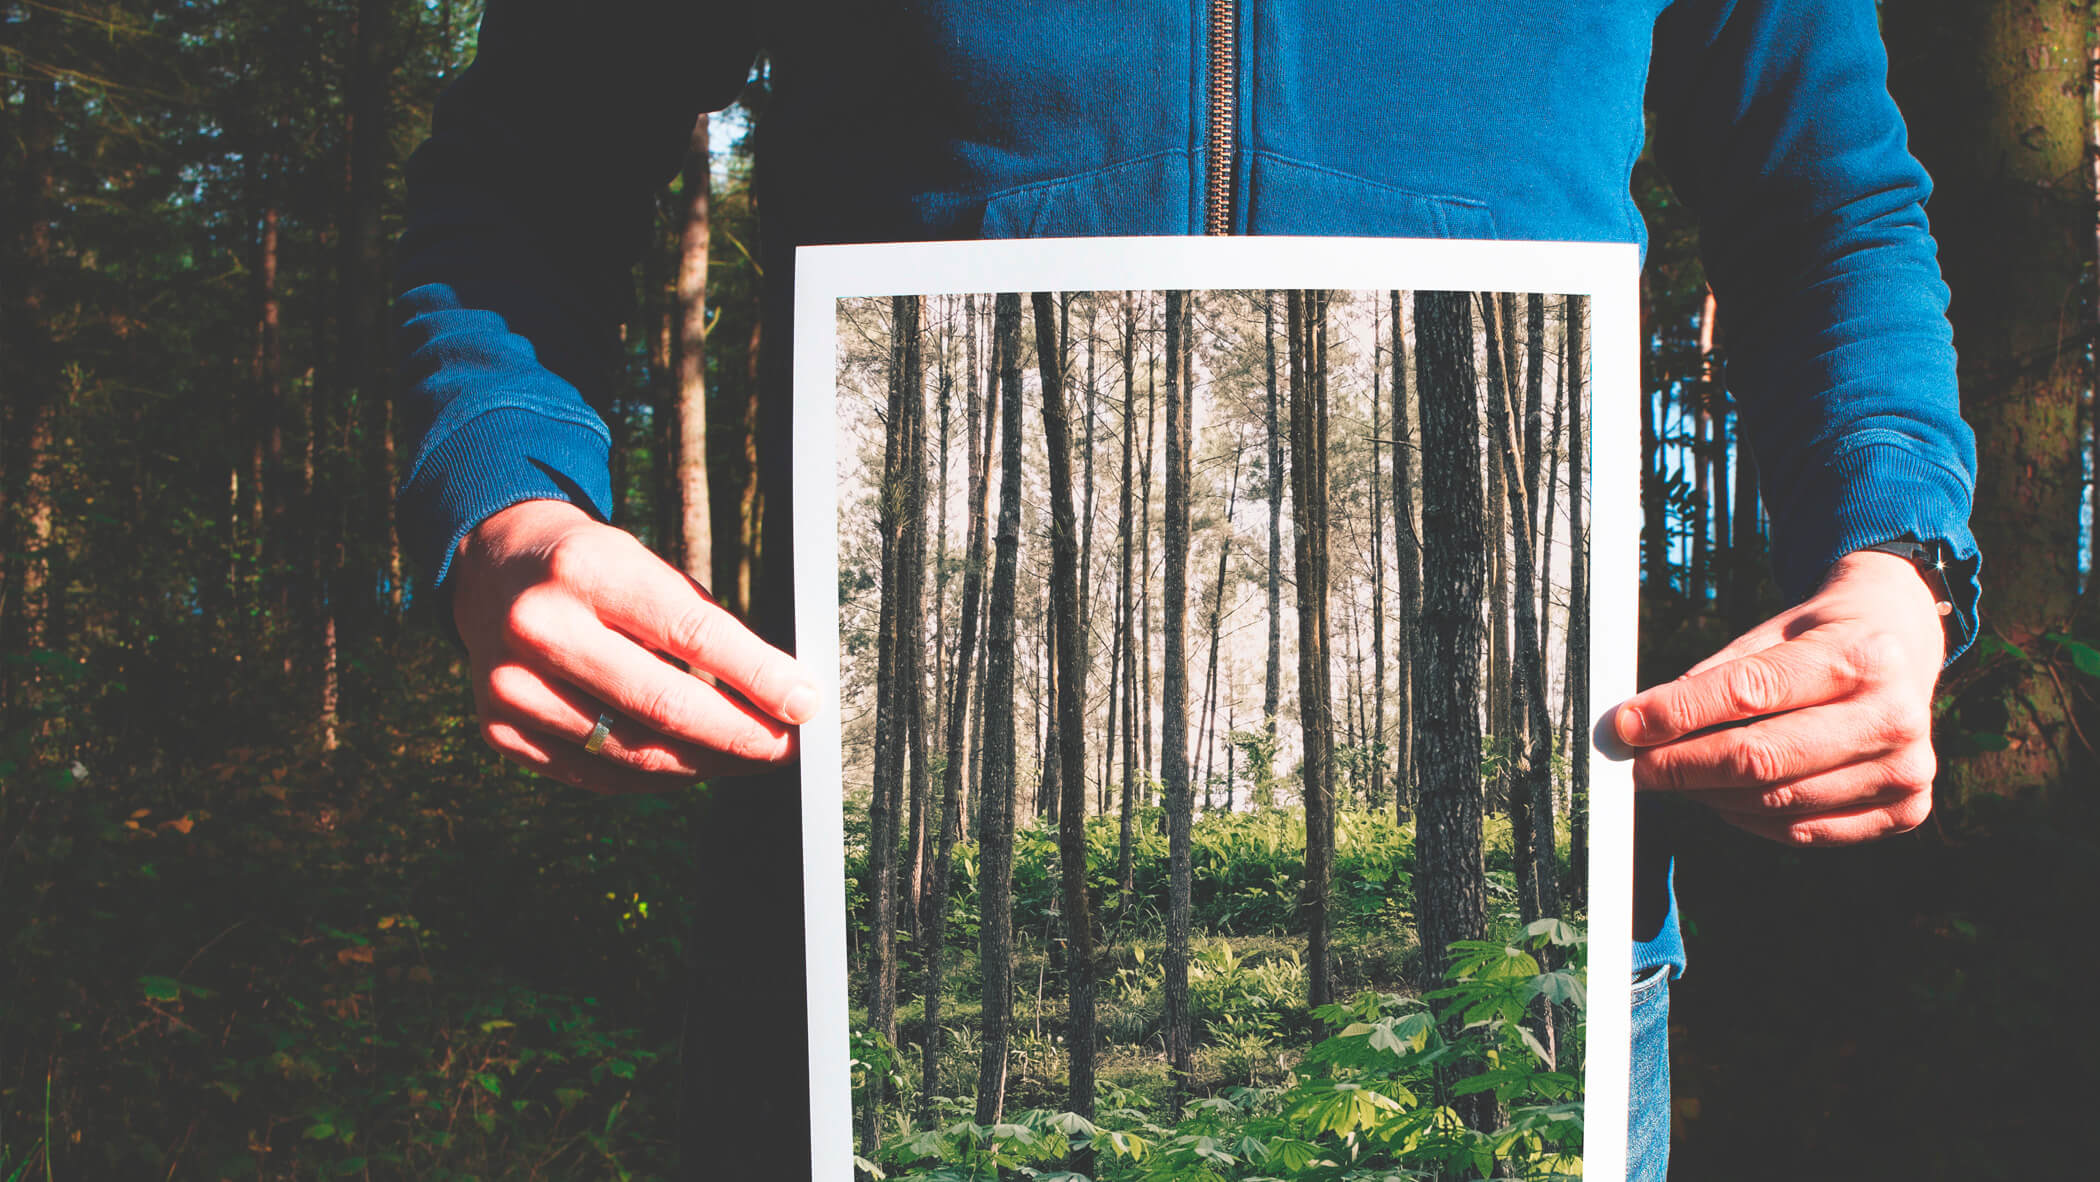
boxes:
[828,287,1594,1180]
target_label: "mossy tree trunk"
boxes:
[1886,0,2092,806]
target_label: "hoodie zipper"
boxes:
[1204,0,1236,234]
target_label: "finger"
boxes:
[1716,790,1933,848]
[1616,634,1867,748]
[591,560,819,727]
[483,661,772,780]
[1632,698,1905,792]
[1676,613,1794,681]
[480,718,714,795]
[517,600,799,764]
[1696,745,1935,817]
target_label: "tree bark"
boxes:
[1390,291,1420,823]
[860,294,919,1154]
[1195,444,1244,811]
[1161,290,1195,1112]
[1371,298,1388,800]
[1481,294,1535,922]
[1886,2,2089,802]
[1412,290,1488,986]
[1117,294,1141,909]
[1289,290,1337,1008]
[975,293,1027,1125]
[1033,291,1098,1156]
[1485,295,1561,930]
[674,113,712,584]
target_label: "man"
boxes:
[394,2,1977,1176]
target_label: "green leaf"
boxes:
[2044,633,2100,678]
[473,1111,496,1134]
[303,1123,335,1140]
[476,1072,502,1097]
[555,1087,588,1109]
[139,975,181,1002]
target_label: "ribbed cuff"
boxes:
[1769,435,1982,665]
[396,406,614,649]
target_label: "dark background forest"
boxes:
[3,2,2097,1179]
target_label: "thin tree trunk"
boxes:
[899,300,932,945]
[1116,294,1141,909]
[1370,299,1387,798]
[674,113,713,584]
[975,294,1027,1126]
[1161,290,1195,1113]
[1289,291,1336,1009]
[1481,294,1536,923]
[1486,296,1561,930]
[1263,291,1283,749]
[1033,291,1098,1158]
[1391,291,1420,823]
[860,295,917,1155]
[1140,300,1159,785]
[920,298,995,1127]
[1195,445,1243,812]
[1080,296,1099,810]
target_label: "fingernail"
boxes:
[783,683,820,725]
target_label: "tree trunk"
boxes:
[674,113,712,584]
[860,294,919,1154]
[1391,291,1420,823]
[1195,445,1243,812]
[1540,304,1567,740]
[898,299,932,945]
[1481,294,1536,923]
[1886,1,2090,803]
[1412,289,1488,986]
[1371,298,1388,800]
[1033,291,1099,1157]
[1140,300,1159,784]
[1289,290,1337,1009]
[1486,295,1561,932]
[919,297,999,1124]
[1264,291,1284,749]
[975,294,1027,1125]
[1161,290,1195,1112]
[1117,294,1141,909]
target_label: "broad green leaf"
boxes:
[139,975,181,1002]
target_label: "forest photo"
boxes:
[826,286,1595,1181]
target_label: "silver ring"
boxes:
[582,712,614,756]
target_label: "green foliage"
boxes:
[874,923,1588,1182]
[2,655,693,1178]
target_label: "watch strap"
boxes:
[1856,539,1955,617]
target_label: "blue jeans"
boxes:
[1628,965,1673,1180]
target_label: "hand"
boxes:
[1614,549,1946,846]
[450,498,818,793]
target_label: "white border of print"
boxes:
[793,236,1640,1182]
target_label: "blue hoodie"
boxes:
[391,0,1978,1113]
